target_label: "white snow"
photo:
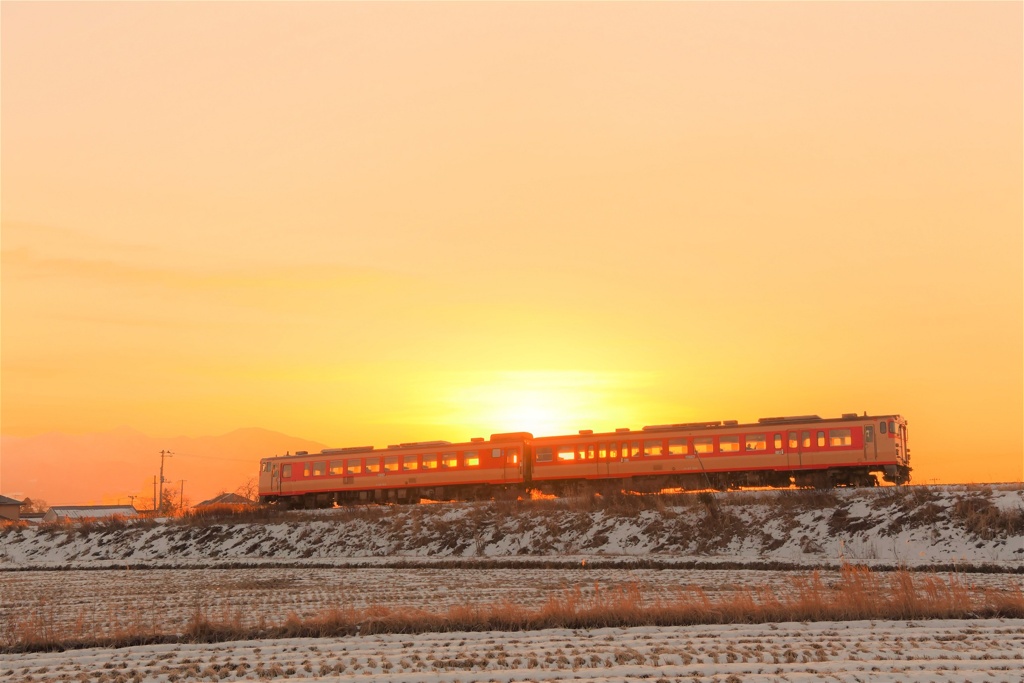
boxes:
[1,485,1020,570]
[5,619,1023,682]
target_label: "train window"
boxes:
[774,434,783,451]
[346,459,361,475]
[829,429,852,447]
[303,463,311,477]
[492,448,502,459]
[745,434,766,451]
[464,451,480,467]
[583,444,596,460]
[282,464,292,478]
[888,420,896,435]
[557,445,575,462]
[330,460,344,475]
[694,437,714,454]
[865,426,874,442]
[441,453,458,468]
[879,421,887,434]
[668,438,688,455]
[788,432,798,449]
[261,462,271,473]
[422,454,438,469]
[506,448,519,464]
[643,440,663,456]
[598,444,608,459]
[719,436,740,453]
[630,441,641,457]
[536,447,553,462]
[816,431,825,447]
[384,456,399,472]
[402,455,419,471]
[801,432,811,448]
[312,462,326,476]
[608,443,618,459]
[365,458,381,474]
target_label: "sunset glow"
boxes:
[434,371,653,438]
[1,2,1021,504]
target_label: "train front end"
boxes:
[880,415,912,484]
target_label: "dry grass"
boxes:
[4,565,1022,653]
[952,494,1024,540]
[181,566,1024,643]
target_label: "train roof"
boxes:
[260,432,535,462]
[260,414,903,459]
[529,413,903,443]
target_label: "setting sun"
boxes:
[434,371,652,438]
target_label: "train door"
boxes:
[505,446,522,483]
[271,463,281,494]
[863,424,877,461]
[786,431,798,472]
[899,423,909,466]
[584,442,604,479]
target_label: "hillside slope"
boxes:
[2,485,1021,570]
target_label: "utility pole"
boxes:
[152,475,157,513]
[177,479,186,515]
[158,450,173,512]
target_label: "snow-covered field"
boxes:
[2,486,1021,681]
[6,619,1023,682]
[2,485,1022,570]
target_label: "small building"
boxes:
[20,512,45,525]
[0,495,24,521]
[42,505,138,523]
[195,492,255,507]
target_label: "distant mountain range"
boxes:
[0,428,326,507]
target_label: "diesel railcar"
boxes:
[258,413,910,507]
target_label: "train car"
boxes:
[529,413,910,493]
[258,432,531,507]
[258,413,910,507]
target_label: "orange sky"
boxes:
[2,2,1021,496]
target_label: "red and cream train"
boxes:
[258,413,911,507]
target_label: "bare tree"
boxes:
[20,497,49,513]
[235,478,258,502]
[159,486,189,515]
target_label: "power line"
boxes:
[171,452,261,464]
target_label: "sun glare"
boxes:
[436,370,647,437]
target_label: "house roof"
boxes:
[0,495,24,506]
[195,492,255,507]
[47,505,138,519]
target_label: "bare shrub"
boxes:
[952,495,1024,540]
[181,505,287,526]
[772,490,840,513]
